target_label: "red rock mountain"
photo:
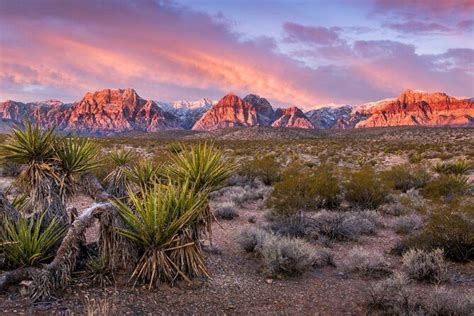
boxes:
[0,88,180,134]
[66,88,180,133]
[1,89,472,133]
[271,107,314,129]
[354,90,474,128]
[192,93,313,130]
[192,94,259,130]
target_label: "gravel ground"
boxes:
[1,195,472,315]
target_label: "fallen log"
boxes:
[0,267,40,291]
[0,191,19,223]
[30,202,114,301]
[80,172,110,202]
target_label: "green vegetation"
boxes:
[381,164,430,192]
[344,166,389,209]
[0,213,66,267]
[239,155,281,185]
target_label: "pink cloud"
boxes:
[0,0,472,108]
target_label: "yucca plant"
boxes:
[0,122,59,217]
[0,213,66,267]
[111,180,208,288]
[434,160,472,176]
[125,160,161,191]
[105,149,134,198]
[54,137,100,202]
[167,142,236,238]
[168,142,235,192]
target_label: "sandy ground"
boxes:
[1,192,473,315]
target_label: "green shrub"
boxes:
[422,175,469,201]
[239,155,281,185]
[433,160,472,176]
[266,163,341,217]
[403,203,473,262]
[344,166,389,209]
[381,164,430,192]
[0,214,66,267]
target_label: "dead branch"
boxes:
[0,267,40,291]
[30,202,114,301]
[80,172,110,201]
[0,191,19,223]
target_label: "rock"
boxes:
[192,93,259,130]
[271,107,314,129]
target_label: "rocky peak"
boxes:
[66,88,180,133]
[355,90,474,127]
[271,106,314,129]
[192,93,258,130]
[243,94,275,126]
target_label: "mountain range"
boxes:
[0,88,472,134]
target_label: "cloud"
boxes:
[372,0,474,18]
[458,20,474,32]
[283,22,341,46]
[0,0,473,108]
[383,21,451,34]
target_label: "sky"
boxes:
[0,0,473,109]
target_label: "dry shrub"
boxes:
[214,202,239,220]
[260,235,317,277]
[425,287,473,316]
[312,210,382,241]
[366,273,422,315]
[393,214,423,235]
[343,246,391,277]
[401,248,448,283]
[366,274,472,315]
[238,226,328,277]
[238,226,270,253]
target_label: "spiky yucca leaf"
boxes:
[0,121,55,164]
[126,160,161,191]
[11,193,29,213]
[111,180,208,288]
[167,142,236,239]
[110,149,134,166]
[0,213,66,267]
[434,160,472,176]
[105,149,135,198]
[168,142,236,192]
[54,137,100,200]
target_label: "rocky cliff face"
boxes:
[192,94,259,130]
[0,89,181,134]
[243,94,275,126]
[354,90,474,128]
[66,88,180,133]
[1,89,472,133]
[271,106,314,129]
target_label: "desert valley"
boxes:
[1,0,474,315]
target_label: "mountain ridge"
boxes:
[1,88,472,134]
